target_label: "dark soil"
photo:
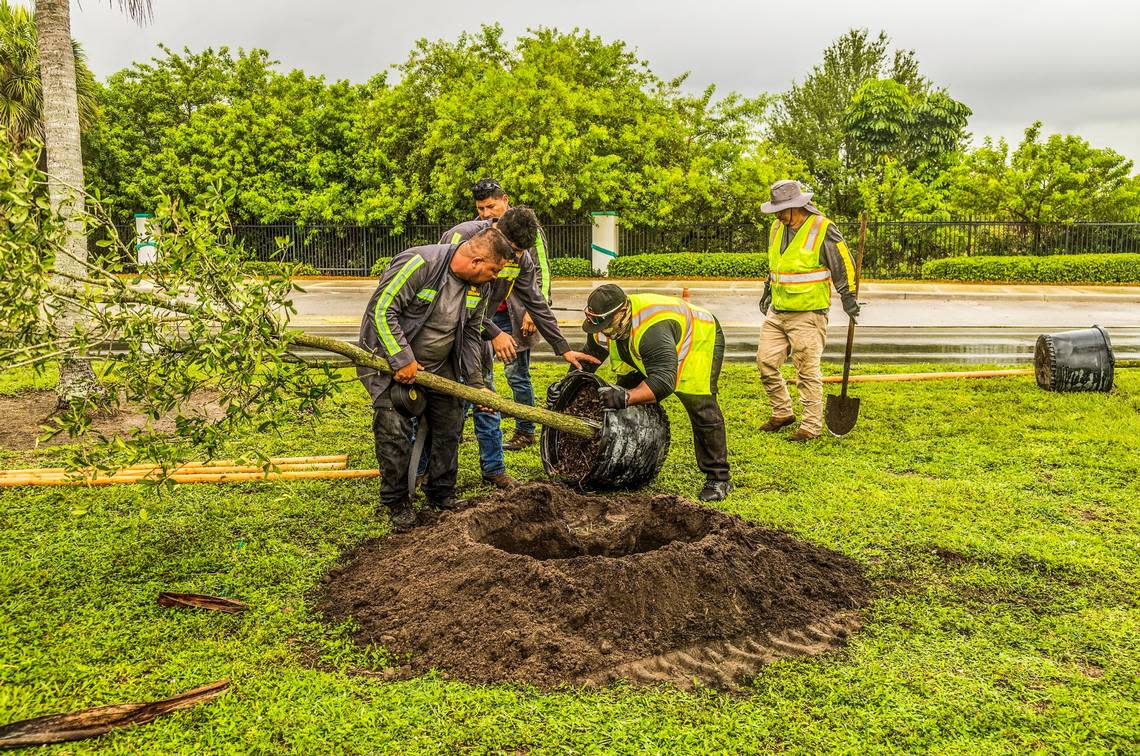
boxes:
[315,483,870,690]
[553,383,603,480]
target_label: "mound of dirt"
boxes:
[316,484,869,690]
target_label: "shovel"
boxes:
[825,212,868,436]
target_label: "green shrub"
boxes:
[369,257,393,277]
[242,260,321,277]
[607,252,769,279]
[550,257,599,277]
[921,253,1140,283]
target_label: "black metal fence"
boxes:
[621,220,1140,278]
[101,219,1140,277]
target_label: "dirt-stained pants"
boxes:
[616,323,729,482]
[756,311,829,435]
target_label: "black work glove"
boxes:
[842,297,861,322]
[758,283,772,315]
[598,385,629,411]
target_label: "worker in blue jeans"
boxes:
[492,308,535,441]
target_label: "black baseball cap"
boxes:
[582,284,629,334]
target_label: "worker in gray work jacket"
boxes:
[422,207,598,489]
[357,229,513,530]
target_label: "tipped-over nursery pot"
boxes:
[1034,325,1115,393]
[540,371,670,491]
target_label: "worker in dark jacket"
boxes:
[577,284,732,502]
[358,229,512,530]
[426,207,597,488]
[467,178,552,451]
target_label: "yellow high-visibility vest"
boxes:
[600,293,718,395]
[768,214,849,311]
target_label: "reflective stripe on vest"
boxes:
[535,232,551,301]
[768,214,834,311]
[374,254,425,354]
[607,293,717,395]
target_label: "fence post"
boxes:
[591,212,619,275]
[967,217,974,256]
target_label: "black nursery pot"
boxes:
[1034,325,1115,393]
[540,371,671,491]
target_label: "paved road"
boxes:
[289,279,1140,363]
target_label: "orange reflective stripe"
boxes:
[802,214,823,251]
[675,308,696,385]
[774,268,831,284]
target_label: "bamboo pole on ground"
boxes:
[817,369,1035,384]
[0,457,347,477]
[2,462,348,483]
[0,468,379,488]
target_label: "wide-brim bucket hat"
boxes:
[761,179,814,213]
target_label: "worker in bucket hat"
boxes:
[757,180,860,440]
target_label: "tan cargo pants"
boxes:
[755,311,829,435]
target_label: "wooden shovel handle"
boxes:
[839,213,868,398]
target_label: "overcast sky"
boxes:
[44,0,1140,166]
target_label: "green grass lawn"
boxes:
[1,363,1138,754]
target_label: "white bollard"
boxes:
[134,212,157,265]
[590,211,619,275]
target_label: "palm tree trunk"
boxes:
[35,0,103,407]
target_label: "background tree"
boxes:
[352,24,781,227]
[0,0,97,152]
[843,78,970,179]
[770,29,936,216]
[947,122,1140,222]
[85,45,375,222]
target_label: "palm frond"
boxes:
[114,0,154,25]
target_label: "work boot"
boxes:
[788,428,820,442]
[428,495,469,512]
[759,415,796,432]
[698,480,734,502]
[387,503,418,532]
[482,472,519,490]
[503,431,536,451]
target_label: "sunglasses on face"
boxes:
[584,302,626,327]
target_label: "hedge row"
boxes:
[550,257,598,277]
[921,254,1140,283]
[607,252,769,279]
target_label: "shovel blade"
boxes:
[825,394,861,436]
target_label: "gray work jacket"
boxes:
[440,220,569,355]
[357,243,491,406]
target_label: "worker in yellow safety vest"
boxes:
[578,284,732,502]
[757,180,860,440]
